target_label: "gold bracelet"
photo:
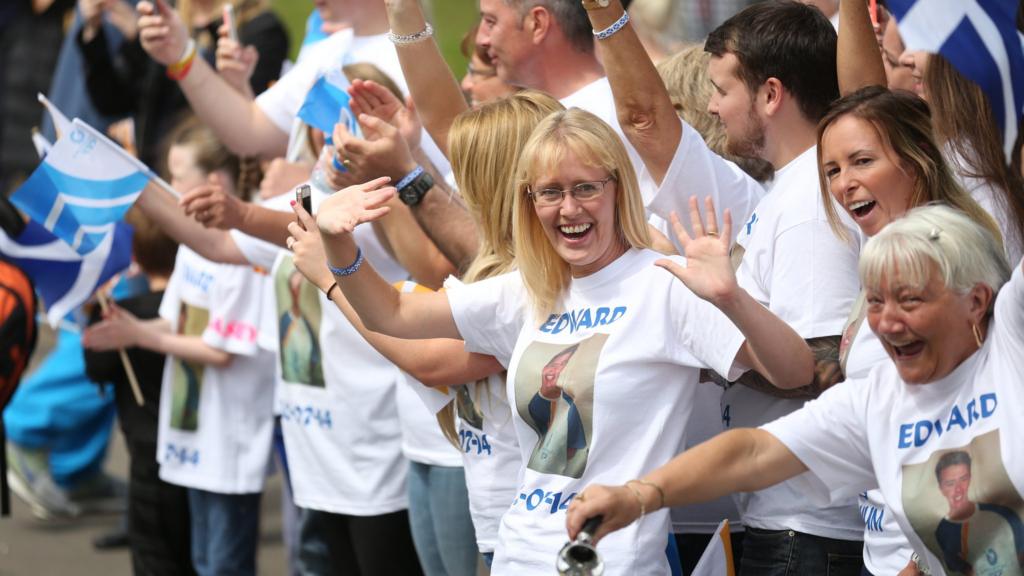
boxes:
[631,479,666,511]
[624,482,646,518]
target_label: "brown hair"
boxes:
[167,116,259,200]
[125,206,178,278]
[924,55,1024,248]
[817,86,1002,245]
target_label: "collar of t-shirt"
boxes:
[767,146,817,193]
[568,248,643,296]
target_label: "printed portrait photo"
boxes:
[274,256,325,387]
[513,334,607,479]
[171,301,208,431]
[902,430,1024,576]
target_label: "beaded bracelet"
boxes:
[593,11,630,41]
[166,39,197,81]
[387,22,434,45]
[328,247,364,277]
[396,165,424,191]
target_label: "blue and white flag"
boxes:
[37,92,72,139]
[0,219,133,326]
[297,68,360,137]
[10,118,153,256]
[888,0,1024,158]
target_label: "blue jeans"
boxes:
[187,489,262,576]
[407,461,479,576]
[739,527,863,576]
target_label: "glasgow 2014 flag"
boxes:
[10,118,151,256]
[297,68,361,137]
[887,0,1024,159]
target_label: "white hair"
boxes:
[860,204,1011,308]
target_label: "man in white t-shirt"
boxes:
[638,3,861,574]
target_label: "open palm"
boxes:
[656,197,739,306]
[316,176,395,237]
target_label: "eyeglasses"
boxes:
[527,176,615,207]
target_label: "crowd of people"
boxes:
[2,0,1023,575]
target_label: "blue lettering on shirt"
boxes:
[859,498,885,532]
[183,265,214,293]
[744,212,759,236]
[539,306,626,334]
[897,393,997,449]
[516,489,577,515]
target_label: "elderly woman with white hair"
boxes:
[569,204,1024,576]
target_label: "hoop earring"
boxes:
[972,323,985,348]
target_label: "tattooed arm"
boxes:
[702,336,842,400]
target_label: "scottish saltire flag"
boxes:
[888,0,1024,158]
[691,520,736,576]
[0,220,132,326]
[10,118,152,256]
[297,68,360,137]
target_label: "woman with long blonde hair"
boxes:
[301,107,815,575]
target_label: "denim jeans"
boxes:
[407,461,479,576]
[739,527,863,576]
[187,489,262,576]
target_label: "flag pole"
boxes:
[96,292,145,406]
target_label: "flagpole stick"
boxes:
[96,292,146,407]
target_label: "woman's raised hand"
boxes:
[286,202,335,292]
[315,176,395,237]
[655,196,739,307]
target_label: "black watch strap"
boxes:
[398,170,435,206]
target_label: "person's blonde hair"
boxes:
[512,109,652,318]
[860,204,1010,312]
[449,91,565,282]
[436,91,563,448]
[817,87,1002,246]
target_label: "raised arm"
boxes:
[657,198,814,389]
[136,0,288,157]
[383,0,468,157]
[136,182,249,265]
[287,206,502,386]
[585,0,681,185]
[311,177,461,340]
[837,0,887,96]
[566,427,806,543]
[179,181,294,249]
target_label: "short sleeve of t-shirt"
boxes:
[202,264,263,357]
[995,261,1024,344]
[761,378,877,505]
[663,257,747,379]
[641,119,765,246]
[230,230,283,271]
[446,272,525,368]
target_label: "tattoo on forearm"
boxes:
[700,336,842,400]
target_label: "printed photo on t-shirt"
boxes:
[171,301,208,431]
[274,256,325,387]
[902,429,1024,576]
[457,383,486,431]
[513,334,607,479]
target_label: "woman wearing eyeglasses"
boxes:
[308,108,815,575]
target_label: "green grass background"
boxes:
[269,1,478,75]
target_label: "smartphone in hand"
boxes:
[223,4,239,42]
[295,184,312,228]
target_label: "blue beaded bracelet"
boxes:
[396,165,425,191]
[328,247,364,277]
[593,11,630,41]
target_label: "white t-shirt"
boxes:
[721,146,864,540]
[844,322,917,574]
[947,147,1024,266]
[764,262,1024,576]
[232,189,413,515]
[671,383,744,534]
[156,246,276,494]
[640,117,766,249]
[449,248,747,575]
[256,30,406,136]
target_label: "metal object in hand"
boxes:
[556,516,604,576]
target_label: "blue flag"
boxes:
[10,119,152,255]
[888,0,1024,158]
[297,69,361,137]
[0,220,133,327]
